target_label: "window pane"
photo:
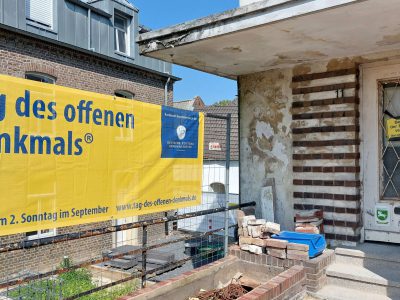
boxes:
[26,231,38,237]
[25,73,55,84]
[117,30,126,53]
[115,90,134,99]
[114,16,125,31]
[381,85,400,199]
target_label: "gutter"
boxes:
[0,23,181,81]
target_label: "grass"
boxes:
[9,268,139,300]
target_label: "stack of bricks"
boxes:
[295,209,323,234]
[238,211,282,256]
[237,210,311,262]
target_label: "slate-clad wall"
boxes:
[0,0,171,75]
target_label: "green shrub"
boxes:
[9,267,138,300]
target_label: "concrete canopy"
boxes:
[138,0,400,79]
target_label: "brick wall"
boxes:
[0,27,173,280]
[229,246,335,293]
[291,68,361,245]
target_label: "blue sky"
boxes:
[131,1,239,105]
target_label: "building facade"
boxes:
[138,0,400,246]
[0,0,176,280]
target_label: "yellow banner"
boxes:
[0,75,203,236]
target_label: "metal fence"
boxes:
[0,113,242,299]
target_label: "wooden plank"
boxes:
[292,68,357,83]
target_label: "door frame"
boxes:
[360,61,400,243]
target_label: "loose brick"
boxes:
[287,252,309,261]
[251,238,269,247]
[239,236,253,245]
[264,239,288,249]
[287,243,309,251]
[267,248,286,259]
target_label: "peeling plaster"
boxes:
[240,68,293,230]
[256,121,274,139]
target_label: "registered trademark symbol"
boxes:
[84,133,93,144]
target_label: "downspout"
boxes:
[88,8,91,50]
[164,76,171,106]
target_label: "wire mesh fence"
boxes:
[0,113,243,300]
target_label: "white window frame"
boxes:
[114,14,130,55]
[24,71,57,241]
[25,0,54,29]
[114,90,134,99]
[26,229,57,240]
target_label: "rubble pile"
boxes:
[295,209,323,234]
[237,211,310,261]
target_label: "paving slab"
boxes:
[317,285,391,300]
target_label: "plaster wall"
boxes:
[239,69,294,230]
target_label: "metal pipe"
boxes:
[87,8,91,50]
[164,76,171,106]
[63,246,225,300]
[0,225,236,290]
[141,224,148,288]
[224,114,231,256]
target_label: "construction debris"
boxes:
[295,209,323,234]
[236,210,311,261]
[190,283,248,300]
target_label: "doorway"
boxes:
[362,63,400,243]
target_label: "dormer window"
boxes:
[25,0,54,29]
[114,14,129,54]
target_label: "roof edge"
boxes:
[0,23,180,81]
[138,0,295,42]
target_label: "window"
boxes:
[26,0,54,28]
[115,90,134,99]
[24,72,56,239]
[25,72,56,84]
[26,229,56,240]
[114,14,129,54]
[380,83,400,200]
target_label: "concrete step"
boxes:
[326,263,400,298]
[335,243,400,269]
[317,285,392,300]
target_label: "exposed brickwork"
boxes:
[292,110,359,120]
[244,265,306,300]
[292,82,358,95]
[119,253,308,300]
[0,27,173,279]
[229,247,335,295]
[292,96,359,108]
[293,153,360,160]
[291,67,361,244]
